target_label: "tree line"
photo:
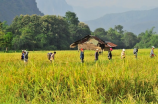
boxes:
[93,26,158,49]
[0,11,158,51]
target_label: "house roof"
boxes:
[105,42,117,48]
[70,35,106,48]
[90,35,106,44]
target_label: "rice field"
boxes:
[0,49,158,103]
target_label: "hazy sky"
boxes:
[66,0,158,9]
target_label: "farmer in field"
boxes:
[95,49,99,61]
[47,52,52,61]
[150,46,156,58]
[21,50,25,60]
[80,48,84,63]
[50,52,56,63]
[108,48,113,60]
[24,50,29,63]
[121,49,125,59]
[133,47,138,58]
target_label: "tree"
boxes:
[137,32,145,42]
[0,21,5,49]
[106,27,125,48]
[135,27,157,48]
[124,32,138,48]
[114,25,124,34]
[78,22,91,37]
[69,22,91,42]
[1,32,13,51]
[64,11,79,26]
[2,21,9,31]
[94,28,107,37]
[10,15,71,50]
[93,28,108,41]
[107,28,116,40]
[149,35,158,48]
[0,21,2,29]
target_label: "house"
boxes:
[104,41,117,51]
[70,35,117,52]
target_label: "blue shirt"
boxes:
[22,53,24,59]
[80,51,84,60]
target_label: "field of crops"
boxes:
[0,49,158,103]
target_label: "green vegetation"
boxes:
[0,11,91,51]
[1,11,158,51]
[1,8,158,51]
[0,21,13,51]
[0,49,158,103]
[1,1,158,103]
[135,27,158,48]
[93,26,158,49]
[1,12,158,51]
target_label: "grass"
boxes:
[0,49,158,103]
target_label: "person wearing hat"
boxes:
[150,46,156,58]
[108,48,113,60]
[80,48,84,63]
[121,49,125,59]
[95,49,99,61]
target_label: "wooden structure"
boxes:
[70,35,117,51]
[70,35,106,52]
[104,42,117,51]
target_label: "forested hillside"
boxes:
[0,0,43,24]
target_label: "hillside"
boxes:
[73,6,132,21]
[36,0,73,16]
[0,0,43,24]
[85,7,158,35]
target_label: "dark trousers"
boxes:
[81,59,84,63]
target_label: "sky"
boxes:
[66,0,158,9]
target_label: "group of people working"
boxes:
[80,46,156,63]
[21,51,57,63]
[21,46,156,64]
[80,48,113,63]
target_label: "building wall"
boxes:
[85,38,98,46]
[104,47,110,51]
[78,43,101,51]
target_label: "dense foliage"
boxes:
[93,26,158,49]
[0,11,158,51]
[0,11,91,51]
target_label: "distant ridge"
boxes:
[84,7,158,35]
[36,0,73,16]
[0,0,43,24]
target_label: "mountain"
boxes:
[84,7,158,35]
[73,6,132,21]
[35,0,73,16]
[0,0,43,24]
